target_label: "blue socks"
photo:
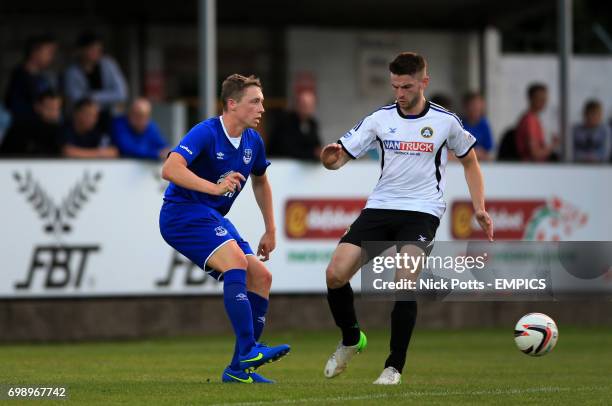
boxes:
[229,290,269,370]
[222,269,256,357]
[248,291,270,340]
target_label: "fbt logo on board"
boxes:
[12,171,102,291]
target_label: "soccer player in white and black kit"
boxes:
[320,52,494,384]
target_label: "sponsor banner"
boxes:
[451,198,589,241]
[285,198,366,239]
[1,160,611,298]
[0,161,222,298]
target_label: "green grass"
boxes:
[1,328,611,405]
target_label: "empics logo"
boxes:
[382,140,434,153]
[12,171,102,290]
[285,199,366,239]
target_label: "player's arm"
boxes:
[161,152,245,196]
[458,149,494,241]
[251,173,276,261]
[320,143,352,170]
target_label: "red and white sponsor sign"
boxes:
[285,198,366,239]
[383,140,434,152]
[451,198,589,241]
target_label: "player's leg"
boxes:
[375,213,439,385]
[227,255,273,379]
[207,241,257,359]
[326,242,364,346]
[245,255,272,341]
[207,241,289,373]
[216,218,288,382]
[324,209,395,378]
[324,242,368,378]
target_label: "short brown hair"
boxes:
[221,74,262,111]
[527,83,547,99]
[584,99,602,115]
[389,52,427,76]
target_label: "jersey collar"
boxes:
[219,116,242,150]
[396,100,430,119]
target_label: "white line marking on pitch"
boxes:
[211,386,603,406]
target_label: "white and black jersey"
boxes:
[338,101,476,219]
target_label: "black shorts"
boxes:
[340,208,440,256]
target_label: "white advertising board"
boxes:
[1,160,610,298]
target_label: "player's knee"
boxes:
[235,254,249,270]
[326,263,348,289]
[222,254,248,271]
[260,268,272,290]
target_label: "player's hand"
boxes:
[216,172,246,195]
[320,143,343,169]
[257,229,276,261]
[475,209,494,242]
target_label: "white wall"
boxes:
[287,28,477,145]
[485,28,612,147]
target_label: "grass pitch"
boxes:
[1,328,610,405]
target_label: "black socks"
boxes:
[384,299,417,373]
[327,283,361,346]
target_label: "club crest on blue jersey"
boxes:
[215,226,228,236]
[243,148,252,164]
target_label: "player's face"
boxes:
[390,73,429,111]
[233,86,265,128]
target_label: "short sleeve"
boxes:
[251,133,271,176]
[338,115,378,159]
[170,123,211,165]
[447,118,477,158]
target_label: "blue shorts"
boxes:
[159,201,254,280]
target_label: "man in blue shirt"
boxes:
[112,98,169,160]
[461,91,494,161]
[159,74,290,384]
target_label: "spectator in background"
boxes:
[111,98,169,160]
[4,34,57,121]
[573,100,611,163]
[461,91,494,161]
[515,83,558,162]
[267,90,322,161]
[64,32,127,131]
[0,90,63,157]
[63,98,118,159]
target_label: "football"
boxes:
[514,313,559,356]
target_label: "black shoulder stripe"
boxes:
[456,140,477,159]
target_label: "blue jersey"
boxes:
[163,116,270,216]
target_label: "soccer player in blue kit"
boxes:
[159,74,290,384]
